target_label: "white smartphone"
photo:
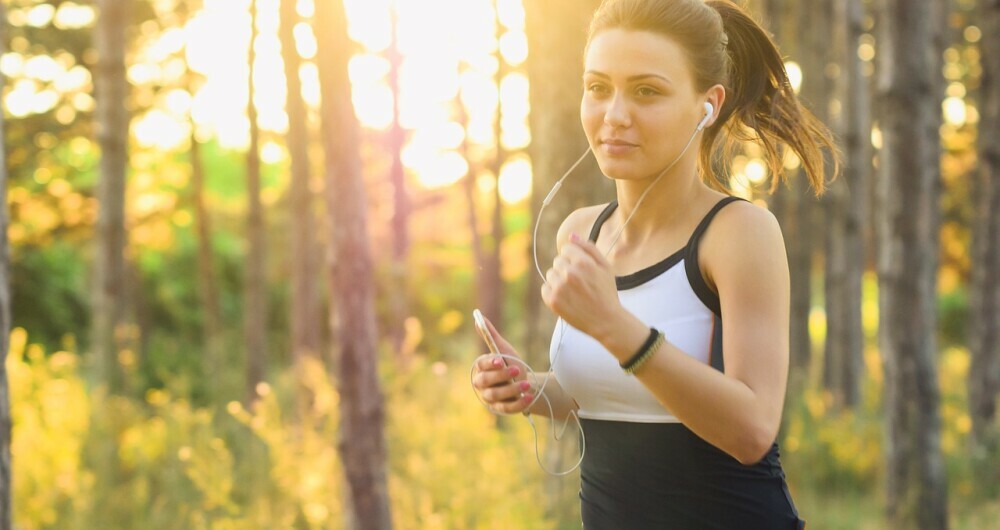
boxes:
[472,309,506,366]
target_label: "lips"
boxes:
[601,138,638,147]
[599,138,638,156]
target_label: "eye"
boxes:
[636,86,660,97]
[586,82,610,96]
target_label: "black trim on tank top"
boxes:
[709,314,725,372]
[588,201,687,290]
[587,202,617,243]
[683,196,747,317]
[587,197,748,294]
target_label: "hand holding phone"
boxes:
[473,309,504,363]
[471,309,532,413]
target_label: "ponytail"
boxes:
[704,0,839,195]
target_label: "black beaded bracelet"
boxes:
[620,327,664,374]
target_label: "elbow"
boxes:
[732,424,777,466]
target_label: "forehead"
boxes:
[584,29,693,86]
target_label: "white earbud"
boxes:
[697,101,714,131]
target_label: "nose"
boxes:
[603,92,631,129]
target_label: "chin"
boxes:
[596,161,646,181]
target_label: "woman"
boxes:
[472,0,836,528]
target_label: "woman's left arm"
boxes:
[543,204,790,465]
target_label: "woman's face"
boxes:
[581,29,707,182]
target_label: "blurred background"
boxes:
[0,0,997,528]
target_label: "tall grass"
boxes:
[6,323,998,528]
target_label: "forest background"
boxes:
[0,0,998,529]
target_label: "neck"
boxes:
[609,157,705,250]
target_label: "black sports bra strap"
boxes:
[588,201,619,243]
[684,195,748,317]
[686,196,747,248]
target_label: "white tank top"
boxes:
[550,197,744,423]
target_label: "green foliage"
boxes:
[8,328,558,529]
[10,242,90,351]
[938,286,970,347]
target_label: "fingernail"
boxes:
[519,381,531,391]
[523,394,534,403]
[493,358,502,367]
[509,366,520,377]
[570,232,580,243]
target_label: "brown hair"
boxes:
[586,0,839,195]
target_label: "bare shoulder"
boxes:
[555,203,611,253]
[710,199,783,242]
[700,199,788,292]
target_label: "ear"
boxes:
[703,84,726,128]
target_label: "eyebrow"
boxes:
[583,71,673,85]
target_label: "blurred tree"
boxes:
[523,0,611,368]
[875,0,949,527]
[824,0,868,409]
[314,0,393,528]
[798,0,831,387]
[183,0,224,399]
[457,2,509,372]
[386,5,409,357]
[244,0,267,405]
[93,0,131,394]
[0,5,14,528]
[458,82,486,319]
[481,0,509,333]
[279,0,322,380]
[969,0,1000,492]
[763,0,815,385]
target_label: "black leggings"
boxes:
[579,419,806,530]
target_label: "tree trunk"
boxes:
[784,0,823,387]
[185,62,224,400]
[180,0,223,397]
[245,0,268,405]
[823,0,868,409]
[969,0,1000,491]
[190,121,223,390]
[458,102,488,325]
[0,4,14,526]
[762,0,813,387]
[483,0,508,333]
[314,0,393,528]
[386,6,410,359]
[524,0,611,369]
[280,0,321,376]
[875,0,949,527]
[759,0,811,404]
[93,0,131,394]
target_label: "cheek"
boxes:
[580,100,603,133]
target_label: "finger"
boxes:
[552,254,571,273]
[545,266,564,286]
[482,316,517,356]
[540,281,555,310]
[476,363,525,389]
[474,354,506,373]
[491,393,534,415]
[472,356,530,390]
[482,380,530,404]
[569,232,611,268]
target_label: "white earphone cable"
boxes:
[473,104,712,476]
